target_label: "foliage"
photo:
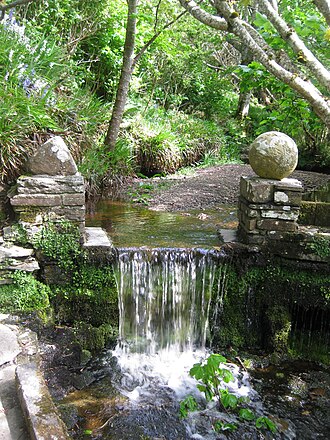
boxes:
[74,322,118,351]
[32,220,84,271]
[51,264,119,327]
[179,395,198,419]
[0,7,109,184]
[180,353,277,435]
[210,262,330,359]
[0,271,50,313]
[306,236,330,259]
[189,353,235,408]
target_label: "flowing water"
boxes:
[65,202,330,439]
[105,247,258,440]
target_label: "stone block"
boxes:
[240,176,274,203]
[257,219,298,232]
[53,205,86,221]
[26,136,77,176]
[260,209,299,221]
[274,178,303,192]
[274,190,302,206]
[16,362,71,440]
[11,194,62,207]
[17,175,84,195]
[241,217,257,231]
[62,193,85,206]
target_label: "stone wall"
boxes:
[238,176,303,244]
[8,137,85,232]
[238,176,330,263]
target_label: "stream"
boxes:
[60,201,330,439]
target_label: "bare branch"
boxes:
[154,0,162,32]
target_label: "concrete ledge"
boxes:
[16,362,71,440]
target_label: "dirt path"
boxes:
[125,164,330,212]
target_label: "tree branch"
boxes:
[132,9,187,69]
[260,0,330,92]
[0,0,34,20]
[214,0,330,127]
[178,0,228,31]
[314,0,330,27]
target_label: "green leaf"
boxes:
[206,353,227,369]
[214,420,238,432]
[256,416,277,433]
[221,368,234,383]
[190,363,204,380]
[239,408,255,421]
[221,392,238,409]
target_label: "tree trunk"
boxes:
[104,0,138,151]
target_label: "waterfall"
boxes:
[115,248,219,355]
[113,247,222,398]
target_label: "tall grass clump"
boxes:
[0,11,109,184]
[111,103,243,177]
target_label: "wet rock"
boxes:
[249,131,298,180]
[27,136,78,176]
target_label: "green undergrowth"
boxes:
[4,220,119,352]
[0,271,51,317]
[0,13,109,184]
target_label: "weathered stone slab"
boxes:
[52,205,86,221]
[274,190,302,206]
[16,362,70,440]
[0,245,34,259]
[17,175,84,195]
[62,193,85,206]
[83,227,113,248]
[5,258,39,273]
[11,194,62,207]
[260,210,299,221]
[274,178,303,192]
[0,324,20,366]
[27,136,77,176]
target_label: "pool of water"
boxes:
[86,201,238,248]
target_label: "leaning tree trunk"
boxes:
[104,0,138,151]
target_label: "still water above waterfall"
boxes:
[86,201,237,248]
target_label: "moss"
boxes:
[210,261,330,359]
[51,264,119,327]
[299,201,316,225]
[306,235,330,259]
[74,322,118,351]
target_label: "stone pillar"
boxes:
[238,177,303,245]
[8,137,85,232]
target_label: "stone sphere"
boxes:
[249,131,298,180]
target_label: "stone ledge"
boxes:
[16,362,71,440]
[83,227,116,263]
